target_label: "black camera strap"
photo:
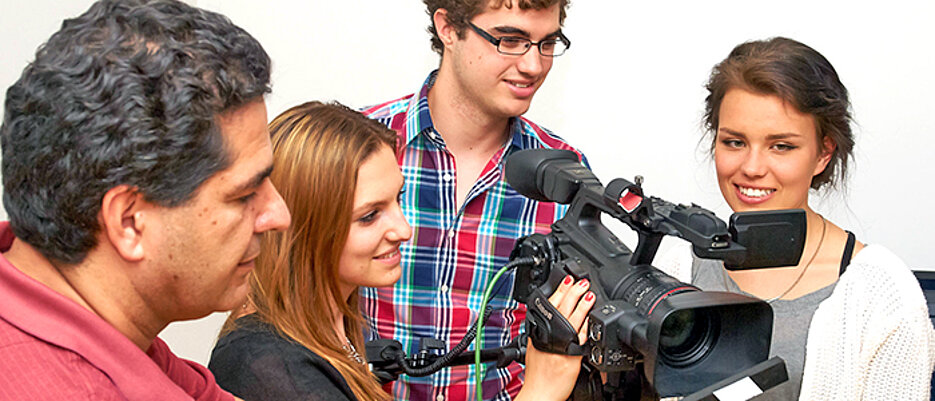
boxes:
[525,287,584,356]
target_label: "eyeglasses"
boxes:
[467,22,571,57]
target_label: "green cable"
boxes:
[475,263,514,401]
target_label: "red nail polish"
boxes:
[585,292,594,302]
[563,276,573,285]
[579,279,589,287]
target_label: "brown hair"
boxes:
[223,101,397,401]
[703,37,855,190]
[424,0,570,55]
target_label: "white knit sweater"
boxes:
[798,245,935,400]
[656,243,935,400]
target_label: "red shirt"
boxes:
[0,222,233,401]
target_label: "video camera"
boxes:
[505,148,805,399]
[366,148,805,400]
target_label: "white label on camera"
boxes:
[713,376,762,401]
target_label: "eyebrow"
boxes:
[765,133,801,140]
[352,200,385,216]
[230,164,273,197]
[351,180,405,217]
[491,25,562,39]
[719,128,801,140]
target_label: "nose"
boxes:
[255,179,291,233]
[516,45,546,77]
[386,204,412,243]
[740,149,768,178]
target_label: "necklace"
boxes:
[342,338,365,365]
[723,214,827,303]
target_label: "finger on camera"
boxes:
[557,278,589,316]
[567,291,595,329]
[577,317,590,345]
[548,275,575,305]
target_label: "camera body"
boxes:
[505,149,804,398]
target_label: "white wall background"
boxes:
[2,1,933,365]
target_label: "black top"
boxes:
[208,314,358,401]
[839,231,857,276]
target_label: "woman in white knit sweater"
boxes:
[670,37,935,400]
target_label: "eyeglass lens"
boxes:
[498,37,565,56]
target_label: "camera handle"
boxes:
[525,286,586,356]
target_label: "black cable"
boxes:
[393,256,538,377]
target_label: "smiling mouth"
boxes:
[737,185,775,198]
[374,249,400,260]
[507,80,533,88]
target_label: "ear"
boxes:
[813,136,836,177]
[99,185,148,262]
[433,8,458,48]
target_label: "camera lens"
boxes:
[658,308,716,367]
[659,309,695,348]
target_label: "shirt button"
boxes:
[436,395,445,401]
[442,173,452,182]
[440,285,449,293]
[447,230,455,239]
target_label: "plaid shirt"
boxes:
[361,71,587,401]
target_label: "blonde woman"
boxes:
[208,101,594,401]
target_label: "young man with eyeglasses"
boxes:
[361,1,587,400]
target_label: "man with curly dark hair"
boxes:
[0,1,290,399]
[361,1,587,400]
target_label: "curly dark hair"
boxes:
[424,0,570,55]
[1,0,271,265]
[703,37,854,190]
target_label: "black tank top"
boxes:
[839,231,856,276]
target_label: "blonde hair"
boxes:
[223,101,397,401]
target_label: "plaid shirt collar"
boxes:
[402,70,530,156]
